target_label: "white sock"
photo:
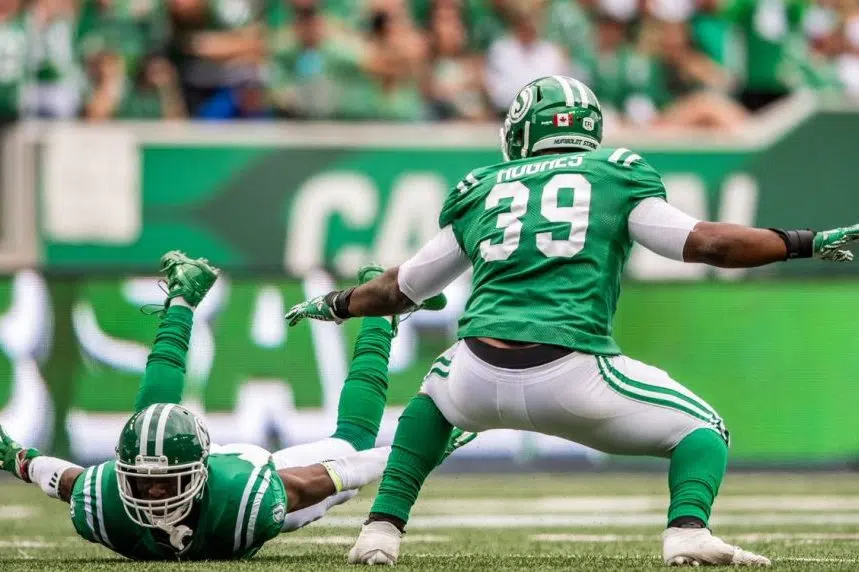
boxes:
[321,446,391,492]
[171,297,193,308]
[28,456,82,499]
[271,437,357,469]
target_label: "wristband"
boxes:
[324,287,355,320]
[769,228,815,260]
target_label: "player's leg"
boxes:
[349,344,488,565]
[271,306,395,530]
[347,394,452,565]
[134,251,218,411]
[271,312,395,464]
[537,354,769,566]
[331,315,394,450]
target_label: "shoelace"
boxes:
[139,280,171,317]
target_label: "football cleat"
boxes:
[348,520,402,565]
[159,251,219,311]
[663,527,771,566]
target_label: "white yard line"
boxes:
[533,532,859,543]
[779,557,859,564]
[0,506,35,520]
[332,496,859,515]
[0,540,55,548]
[274,535,449,546]
[320,512,859,529]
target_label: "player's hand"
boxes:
[0,425,39,481]
[285,294,343,327]
[814,224,859,262]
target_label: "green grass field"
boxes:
[2,472,859,571]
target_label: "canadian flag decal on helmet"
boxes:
[553,113,573,127]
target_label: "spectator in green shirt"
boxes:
[425,0,488,120]
[76,0,169,79]
[0,0,28,122]
[268,0,426,120]
[712,0,808,111]
[85,50,187,119]
[646,17,747,129]
[168,0,265,115]
[21,0,85,118]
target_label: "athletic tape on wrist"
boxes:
[769,228,815,259]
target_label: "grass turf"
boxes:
[2,472,859,571]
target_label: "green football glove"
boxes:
[813,224,859,262]
[285,264,449,328]
[440,428,478,463]
[0,425,39,481]
[285,293,344,327]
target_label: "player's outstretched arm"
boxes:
[683,222,788,268]
[277,447,391,512]
[629,198,859,268]
[276,429,475,512]
[0,425,83,503]
[286,227,468,326]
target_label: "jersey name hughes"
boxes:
[496,155,584,184]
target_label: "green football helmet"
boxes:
[501,75,603,161]
[115,404,210,531]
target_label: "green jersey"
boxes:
[70,444,286,560]
[439,147,666,355]
[0,15,27,119]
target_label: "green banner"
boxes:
[1,271,857,464]
[34,111,859,278]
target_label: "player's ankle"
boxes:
[667,516,706,529]
[170,296,194,309]
[366,512,406,533]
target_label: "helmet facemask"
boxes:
[116,455,208,529]
[114,403,211,544]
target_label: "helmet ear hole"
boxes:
[535,87,543,102]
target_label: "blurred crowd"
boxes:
[0,0,856,127]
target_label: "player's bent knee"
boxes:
[672,427,729,459]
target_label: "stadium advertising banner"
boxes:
[3,274,858,466]
[3,105,859,465]
[27,106,859,279]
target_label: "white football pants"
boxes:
[422,342,727,457]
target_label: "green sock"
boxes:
[667,428,728,526]
[134,305,193,412]
[370,393,452,523]
[331,317,393,451]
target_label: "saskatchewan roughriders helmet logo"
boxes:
[508,86,534,123]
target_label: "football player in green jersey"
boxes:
[0,251,468,560]
[286,75,859,567]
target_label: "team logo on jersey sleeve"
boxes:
[582,117,595,131]
[272,503,286,523]
[553,113,573,127]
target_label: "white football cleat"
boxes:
[348,521,403,565]
[663,527,771,567]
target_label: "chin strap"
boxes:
[155,521,193,551]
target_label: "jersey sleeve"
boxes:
[69,462,120,550]
[603,147,667,204]
[230,463,287,558]
[625,156,667,203]
[438,168,486,229]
